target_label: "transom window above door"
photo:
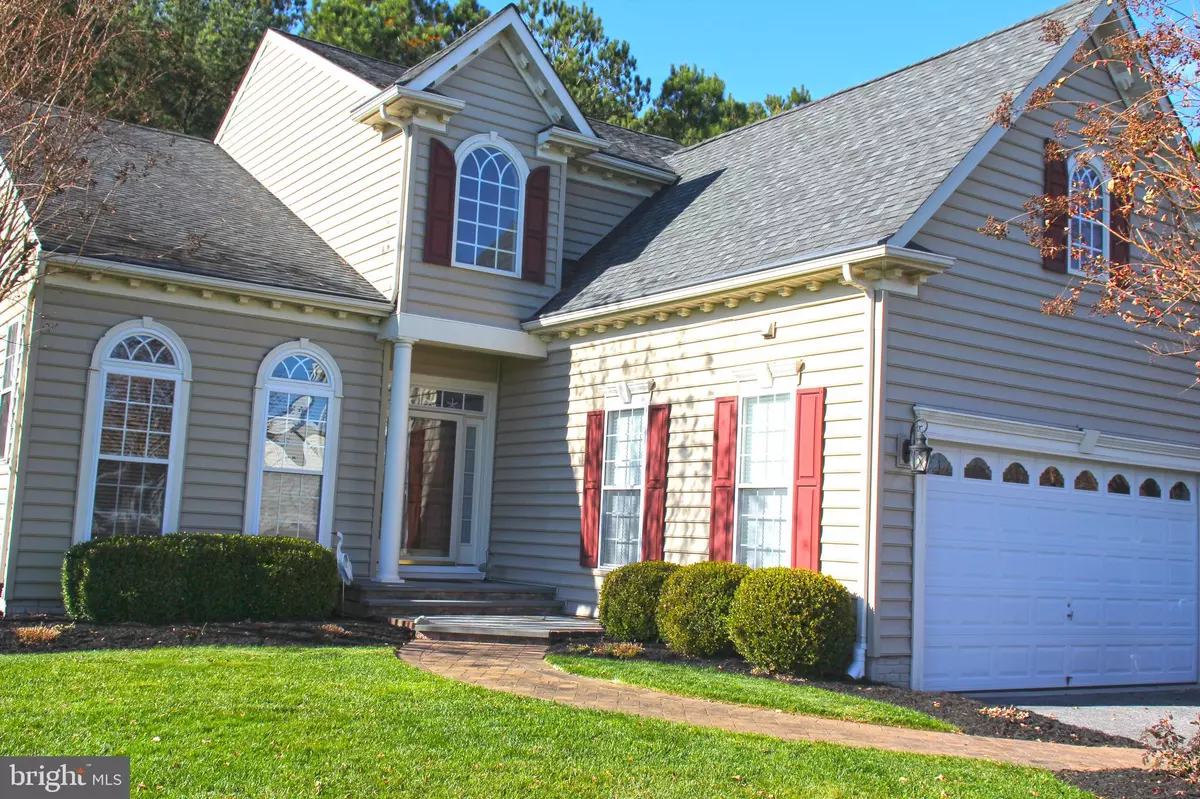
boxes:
[410,386,485,413]
[454,136,529,275]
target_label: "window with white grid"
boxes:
[1068,158,1108,275]
[736,392,792,568]
[600,406,646,567]
[0,319,23,459]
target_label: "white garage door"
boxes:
[921,446,1198,692]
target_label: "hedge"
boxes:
[62,533,338,624]
[727,567,855,675]
[656,561,750,657]
[598,561,679,642]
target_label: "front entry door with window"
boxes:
[399,381,492,570]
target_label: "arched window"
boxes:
[1068,157,1108,275]
[1108,474,1131,495]
[964,457,992,480]
[74,318,192,541]
[1039,466,1065,488]
[1139,478,1162,498]
[1170,481,1191,501]
[1002,463,1029,484]
[928,452,953,477]
[453,134,528,275]
[244,341,342,546]
[1074,470,1098,491]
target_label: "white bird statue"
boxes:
[335,530,353,615]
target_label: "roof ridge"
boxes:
[273,29,411,73]
[668,0,1099,160]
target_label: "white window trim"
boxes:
[451,132,530,280]
[243,339,343,549]
[597,381,652,569]
[732,386,795,568]
[0,317,24,461]
[1066,153,1109,277]
[73,317,193,544]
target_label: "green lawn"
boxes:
[0,646,1086,798]
[547,655,956,732]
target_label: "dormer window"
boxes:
[453,134,529,276]
[1068,156,1108,275]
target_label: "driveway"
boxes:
[974,686,1200,742]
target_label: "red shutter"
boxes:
[580,409,604,567]
[709,396,738,562]
[791,388,826,571]
[522,166,551,284]
[423,138,456,266]
[641,403,670,561]
[1110,202,1131,267]
[1043,138,1069,274]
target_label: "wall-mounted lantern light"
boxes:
[900,419,932,475]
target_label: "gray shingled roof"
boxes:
[40,122,387,304]
[276,31,408,87]
[587,118,681,172]
[538,0,1100,317]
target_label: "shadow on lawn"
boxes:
[0,616,411,654]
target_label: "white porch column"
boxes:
[376,338,415,582]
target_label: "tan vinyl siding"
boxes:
[217,36,403,299]
[874,62,1200,682]
[490,290,870,614]
[561,177,646,261]
[412,344,499,384]
[405,44,562,328]
[4,286,384,611]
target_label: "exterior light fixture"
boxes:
[901,419,933,475]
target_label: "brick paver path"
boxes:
[399,640,1145,772]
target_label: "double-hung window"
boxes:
[245,342,343,546]
[0,318,23,458]
[735,391,793,568]
[599,404,647,568]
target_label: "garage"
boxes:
[917,444,1198,692]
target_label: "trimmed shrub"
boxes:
[656,561,750,657]
[62,533,338,624]
[727,567,855,675]
[598,561,679,642]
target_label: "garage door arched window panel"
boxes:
[1107,473,1131,495]
[73,318,193,543]
[927,452,953,477]
[1074,470,1098,491]
[1171,481,1192,501]
[1139,478,1162,498]
[963,457,991,481]
[1038,466,1065,488]
[244,340,343,547]
[1002,462,1029,484]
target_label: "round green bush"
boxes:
[598,561,680,642]
[656,561,750,657]
[727,567,855,675]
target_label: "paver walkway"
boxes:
[399,639,1146,772]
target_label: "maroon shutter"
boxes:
[522,166,551,284]
[709,396,738,562]
[423,138,456,266]
[641,404,670,562]
[1110,202,1131,268]
[1043,138,1069,274]
[791,388,826,571]
[580,409,604,567]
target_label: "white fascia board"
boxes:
[915,404,1200,472]
[889,0,1114,248]
[45,254,394,316]
[537,126,607,154]
[403,6,596,138]
[580,152,677,185]
[350,85,467,127]
[523,243,954,331]
[382,311,547,359]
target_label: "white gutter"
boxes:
[580,151,678,185]
[45,254,395,317]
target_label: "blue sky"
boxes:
[585,0,1063,104]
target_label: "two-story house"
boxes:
[1,0,1196,692]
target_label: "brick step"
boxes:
[362,597,565,616]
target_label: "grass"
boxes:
[546,654,957,732]
[0,646,1086,798]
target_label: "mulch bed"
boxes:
[1056,768,1198,798]
[0,616,411,654]
[549,641,1137,749]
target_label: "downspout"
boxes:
[841,264,878,680]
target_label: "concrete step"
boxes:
[361,597,565,616]
[346,580,558,603]
[394,614,604,644]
